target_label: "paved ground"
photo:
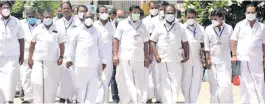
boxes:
[14,82,240,104]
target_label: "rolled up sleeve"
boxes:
[149,26,159,42]
[231,23,241,41]
[114,22,123,40]
[204,28,210,51]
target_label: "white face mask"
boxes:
[99,13,109,20]
[36,19,42,24]
[2,8,10,17]
[159,10,165,19]
[84,18,94,27]
[78,12,84,19]
[211,20,219,27]
[245,13,256,21]
[165,14,175,22]
[43,18,53,26]
[187,19,196,25]
[150,9,159,16]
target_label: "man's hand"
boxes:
[155,55,161,63]
[144,58,150,68]
[113,55,119,66]
[232,56,237,64]
[28,58,33,69]
[148,54,154,64]
[102,64,106,71]
[206,59,211,69]
[19,55,24,65]
[66,61,73,68]
[181,57,189,63]
[57,57,63,65]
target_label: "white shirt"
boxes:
[31,24,64,61]
[231,19,265,61]
[20,19,39,59]
[53,16,60,24]
[67,24,106,68]
[183,23,205,59]
[0,16,24,56]
[93,20,115,61]
[150,19,188,62]
[114,17,149,61]
[204,23,233,64]
[142,15,152,33]
[149,15,164,33]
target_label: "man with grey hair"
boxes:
[19,7,40,103]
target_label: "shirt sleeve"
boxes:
[199,26,206,43]
[230,22,241,41]
[58,27,65,44]
[114,22,123,40]
[65,30,77,62]
[181,25,188,42]
[143,25,150,42]
[204,28,210,51]
[98,31,107,65]
[228,25,234,50]
[17,20,24,39]
[149,25,159,42]
[31,28,38,42]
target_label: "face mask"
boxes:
[245,13,256,21]
[36,19,42,24]
[99,13,109,20]
[2,8,10,17]
[187,19,195,25]
[78,12,84,19]
[27,17,37,25]
[116,18,124,23]
[211,20,219,27]
[43,18,53,26]
[131,13,140,21]
[150,9,159,16]
[84,18,94,27]
[165,14,175,22]
[57,13,63,19]
[159,10,165,19]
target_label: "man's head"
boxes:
[77,5,88,19]
[164,5,176,22]
[245,4,257,21]
[185,8,197,25]
[61,2,73,18]
[83,12,94,27]
[129,5,141,21]
[1,1,12,18]
[42,9,53,26]
[115,9,125,23]
[210,8,225,27]
[56,6,63,19]
[25,7,37,25]
[96,5,109,21]
[140,9,144,20]
[149,1,159,16]
[158,1,169,19]
[109,9,116,21]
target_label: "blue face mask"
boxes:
[27,17,37,25]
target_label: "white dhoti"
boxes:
[240,61,265,104]
[75,66,103,103]
[119,60,147,103]
[182,59,203,103]
[31,60,60,103]
[20,59,32,101]
[208,62,233,103]
[147,60,160,101]
[116,65,130,103]
[0,56,19,103]
[158,62,182,103]
[101,60,113,103]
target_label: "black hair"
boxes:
[129,5,141,12]
[246,3,257,12]
[43,8,52,15]
[148,1,158,7]
[109,9,116,15]
[159,1,169,7]
[165,5,176,12]
[96,5,107,13]
[1,1,12,8]
[61,2,72,9]
[210,8,225,18]
[77,5,88,12]
[140,9,144,17]
[185,8,197,16]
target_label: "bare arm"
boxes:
[19,39,25,65]
[59,43,65,57]
[113,38,120,57]
[231,40,237,56]
[28,42,36,60]
[182,41,189,58]
[150,41,158,57]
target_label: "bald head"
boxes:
[116,9,125,18]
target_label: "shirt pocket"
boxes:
[6,25,18,41]
[254,28,263,39]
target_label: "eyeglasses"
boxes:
[246,12,256,14]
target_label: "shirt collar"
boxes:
[63,16,73,23]
[244,19,259,27]
[96,20,111,26]
[127,16,141,24]
[163,19,176,26]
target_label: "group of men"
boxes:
[0,1,264,104]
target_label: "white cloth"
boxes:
[0,56,19,103]
[31,60,60,103]
[56,16,79,99]
[115,66,130,103]
[93,20,115,103]
[0,16,24,56]
[158,62,182,103]
[181,23,205,103]
[208,62,233,103]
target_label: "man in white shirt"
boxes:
[181,8,205,104]
[28,9,64,103]
[150,5,189,103]
[113,5,150,103]
[66,12,107,103]
[53,6,63,24]
[19,7,39,103]
[231,4,265,104]
[0,2,24,103]
[204,8,233,103]
[93,5,116,103]
[75,5,88,26]
[56,2,79,103]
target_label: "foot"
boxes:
[146,99,153,103]
[22,100,31,104]
[113,99,119,103]
[59,98,66,103]
[14,91,20,98]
